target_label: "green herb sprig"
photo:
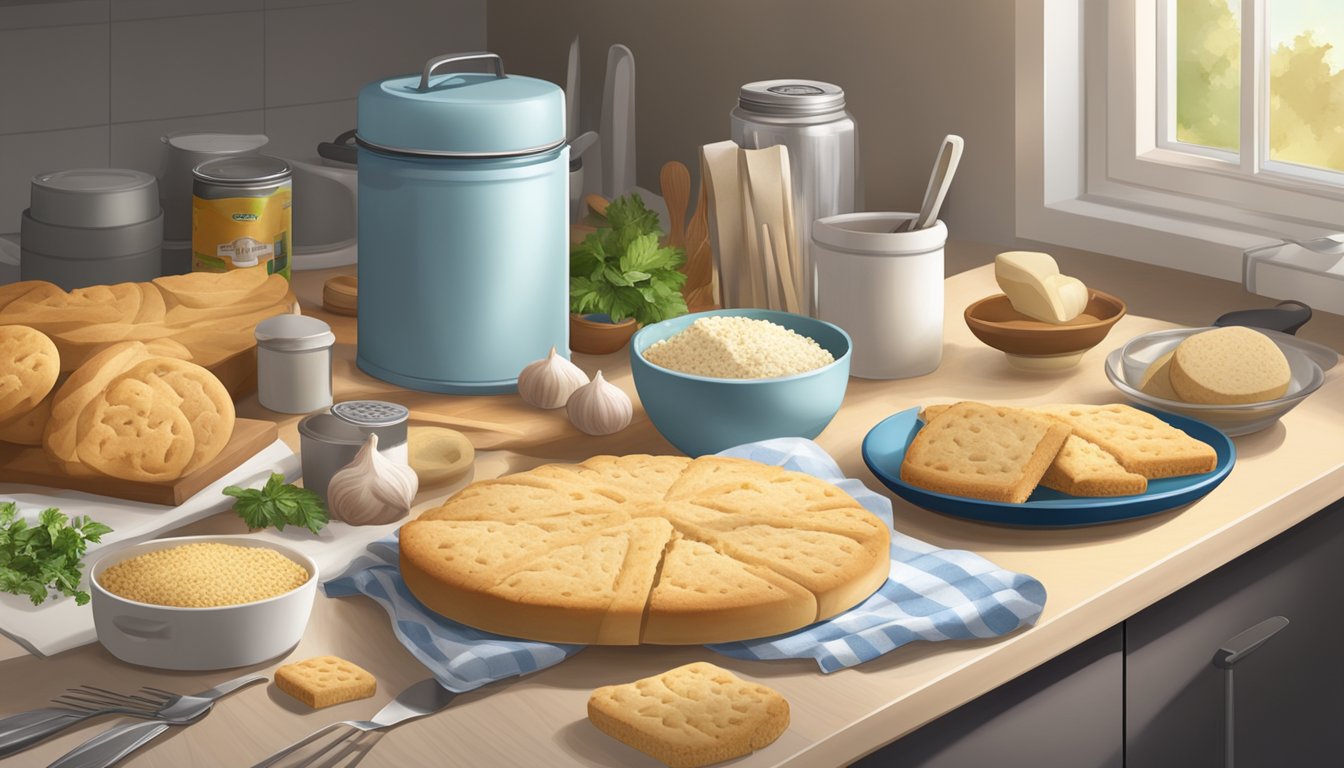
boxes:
[223,473,328,534]
[0,502,112,606]
[570,194,688,326]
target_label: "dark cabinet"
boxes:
[851,627,1123,768]
[852,499,1344,768]
[1125,500,1344,767]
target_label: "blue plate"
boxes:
[861,406,1236,527]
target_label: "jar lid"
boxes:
[356,51,564,158]
[332,400,409,428]
[193,155,292,185]
[29,169,160,228]
[254,314,335,351]
[738,79,846,117]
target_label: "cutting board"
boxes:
[0,418,278,505]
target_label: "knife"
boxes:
[600,44,636,198]
[48,673,266,768]
[565,36,580,142]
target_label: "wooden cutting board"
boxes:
[0,418,278,506]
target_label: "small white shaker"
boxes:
[255,314,336,413]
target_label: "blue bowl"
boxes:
[630,308,852,456]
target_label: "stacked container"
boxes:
[20,169,163,289]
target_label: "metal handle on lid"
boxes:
[418,52,506,91]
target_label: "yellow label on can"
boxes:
[192,186,292,280]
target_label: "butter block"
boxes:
[995,251,1089,324]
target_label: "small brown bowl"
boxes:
[964,289,1126,370]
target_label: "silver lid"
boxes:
[29,169,160,228]
[737,79,846,117]
[192,154,292,185]
[255,314,335,352]
[331,400,409,428]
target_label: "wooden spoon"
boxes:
[660,161,691,248]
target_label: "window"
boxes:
[1015,0,1344,305]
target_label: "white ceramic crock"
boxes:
[90,535,317,671]
[812,212,947,379]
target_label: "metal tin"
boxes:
[732,79,861,316]
[191,155,293,278]
[254,314,336,414]
[297,400,409,500]
[29,168,160,228]
[355,51,569,395]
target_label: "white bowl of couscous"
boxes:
[90,535,318,670]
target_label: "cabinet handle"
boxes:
[1213,615,1290,669]
[1213,615,1289,768]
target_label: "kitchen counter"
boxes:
[1,240,1341,767]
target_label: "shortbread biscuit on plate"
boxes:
[0,325,60,422]
[901,401,1070,504]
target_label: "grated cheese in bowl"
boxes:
[641,316,835,379]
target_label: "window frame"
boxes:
[1016,0,1344,287]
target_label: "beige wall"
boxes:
[487,0,1018,246]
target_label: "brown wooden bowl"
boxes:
[964,290,1126,370]
[569,313,639,355]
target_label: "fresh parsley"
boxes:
[0,502,112,606]
[571,194,689,326]
[223,473,329,534]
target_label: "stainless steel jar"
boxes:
[298,400,409,500]
[731,80,861,316]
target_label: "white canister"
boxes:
[255,314,335,413]
[812,213,947,379]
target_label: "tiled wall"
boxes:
[0,0,487,234]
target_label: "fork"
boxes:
[0,686,176,757]
[251,679,458,768]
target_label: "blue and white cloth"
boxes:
[323,438,1047,690]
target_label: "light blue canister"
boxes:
[356,52,569,393]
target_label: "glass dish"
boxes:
[1104,327,1338,436]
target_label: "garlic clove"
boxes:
[566,370,632,436]
[517,346,590,409]
[326,433,419,526]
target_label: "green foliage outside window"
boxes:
[1176,0,1344,173]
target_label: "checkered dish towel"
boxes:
[324,438,1047,691]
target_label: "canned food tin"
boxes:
[192,155,292,279]
[297,400,410,500]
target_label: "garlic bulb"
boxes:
[566,370,632,435]
[326,433,419,526]
[517,347,589,409]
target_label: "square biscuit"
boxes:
[587,662,789,768]
[902,401,1070,504]
[274,655,376,709]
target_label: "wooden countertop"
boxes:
[2,241,1341,768]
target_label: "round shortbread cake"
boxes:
[399,455,891,646]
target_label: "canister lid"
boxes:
[255,314,335,351]
[738,80,846,117]
[29,169,160,228]
[193,155,292,185]
[357,51,564,158]
[332,400,409,428]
